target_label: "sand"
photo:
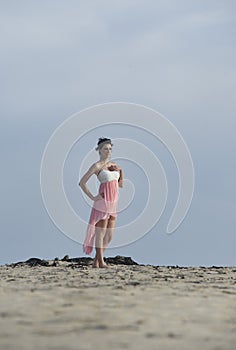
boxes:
[0,256,236,350]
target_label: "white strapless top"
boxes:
[97,169,120,183]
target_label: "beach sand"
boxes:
[0,255,236,350]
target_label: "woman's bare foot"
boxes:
[99,262,109,268]
[92,257,99,268]
[93,256,109,268]
[92,260,108,268]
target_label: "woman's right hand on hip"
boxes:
[93,193,104,201]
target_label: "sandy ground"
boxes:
[0,256,236,350]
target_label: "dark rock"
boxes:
[104,256,139,265]
[65,257,94,265]
[62,256,139,267]
[62,255,70,261]
[9,255,139,268]
[11,258,49,267]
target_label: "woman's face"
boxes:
[99,143,112,158]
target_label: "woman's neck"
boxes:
[100,157,110,163]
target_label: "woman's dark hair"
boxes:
[95,137,113,151]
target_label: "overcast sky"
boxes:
[1,0,236,266]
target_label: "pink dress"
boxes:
[83,169,120,255]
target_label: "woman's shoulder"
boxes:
[90,161,102,171]
[92,161,109,173]
[85,162,100,174]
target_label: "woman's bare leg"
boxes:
[103,216,116,253]
[93,217,109,268]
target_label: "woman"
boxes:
[79,137,124,268]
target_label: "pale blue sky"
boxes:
[1,0,236,266]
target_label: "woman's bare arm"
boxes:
[118,168,124,188]
[78,163,100,200]
[111,163,124,188]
